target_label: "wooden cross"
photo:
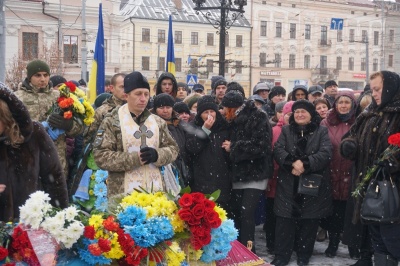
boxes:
[133,124,154,149]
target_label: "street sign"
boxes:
[186,74,198,88]
[330,18,343,30]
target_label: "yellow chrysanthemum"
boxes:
[89,214,104,230]
[74,87,86,99]
[104,233,124,259]
[187,245,203,261]
[214,205,227,221]
[69,93,86,114]
[166,242,186,266]
[170,213,185,232]
[84,117,95,126]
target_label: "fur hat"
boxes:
[221,90,244,108]
[153,93,175,109]
[124,71,150,93]
[50,75,66,88]
[197,95,218,115]
[26,60,50,80]
[211,76,227,91]
[268,86,286,100]
[173,102,190,114]
[325,80,338,89]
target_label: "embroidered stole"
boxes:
[118,104,163,193]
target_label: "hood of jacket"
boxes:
[156,72,178,98]
[326,91,357,126]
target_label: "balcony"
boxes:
[318,39,332,48]
[311,68,338,80]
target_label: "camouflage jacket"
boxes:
[93,108,179,197]
[84,95,125,145]
[14,79,84,175]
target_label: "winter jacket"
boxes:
[274,121,332,219]
[0,84,68,221]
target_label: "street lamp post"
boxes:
[192,0,247,77]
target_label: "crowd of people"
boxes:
[0,58,399,266]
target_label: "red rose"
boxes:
[198,233,212,246]
[191,237,204,250]
[178,209,193,221]
[209,216,222,228]
[187,215,201,226]
[98,238,111,253]
[192,203,205,220]
[191,192,206,204]
[84,225,95,239]
[178,193,193,207]
[388,133,400,147]
[0,246,8,261]
[88,243,102,256]
[190,224,211,237]
[204,199,216,210]
[204,209,219,223]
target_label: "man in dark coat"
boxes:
[0,83,68,222]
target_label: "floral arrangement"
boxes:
[352,132,400,197]
[0,222,14,265]
[75,169,108,212]
[48,81,95,126]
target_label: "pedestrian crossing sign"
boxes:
[186,74,198,88]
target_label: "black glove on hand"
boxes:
[48,113,73,131]
[140,147,159,164]
[377,155,400,174]
[341,140,357,159]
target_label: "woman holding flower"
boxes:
[340,71,400,265]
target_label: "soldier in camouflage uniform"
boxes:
[14,59,84,178]
[93,71,179,197]
[84,73,126,145]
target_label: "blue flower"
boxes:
[95,170,108,182]
[77,239,111,265]
[118,206,147,227]
[125,223,157,247]
[94,182,107,197]
[94,196,108,212]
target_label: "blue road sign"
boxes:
[330,18,344,30]
[186,74,198,88]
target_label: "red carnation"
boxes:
[178,193,193,207]
[178,208,193,221]
[388,133,400,147]
[103,216,120,232]
[65,81,77,92]
[84,225,95,239]
[98,238,111,253]
[0,246,8,261]
[88,243,102,256]
[192,203,205,220]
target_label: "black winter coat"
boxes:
[274,122,332,219]
[0,85,68,222]
[229,101,273,183]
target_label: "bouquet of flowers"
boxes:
[0,222,14,265]
[352,133,400,197]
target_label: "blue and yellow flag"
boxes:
[166,15,175,76]
[88,3,105,104]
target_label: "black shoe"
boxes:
[271,257,289,266]
[348,246,361,260]
[297,257,309,266]
[350,258,373,266]
[325,245,338,258]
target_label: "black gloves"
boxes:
[377,155,400,174]
[140,147,159,164]
[341,140,357,159]
[48,113,73,131]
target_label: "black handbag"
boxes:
[361,166,400,224]
[297,174,322,197]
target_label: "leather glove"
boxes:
[48,113,73,131]
[140,147,159,165]
[377,155,400,174]
[340,140,357,159]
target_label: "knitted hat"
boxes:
[26,59,50,80]
[308,85,324,96]
[221,90,244,108]
[283,101,295,116]
[197,95,219,115]
[185,94,202,110]
[325,80,338,89]
[248,95,265,104]
[50,75,66,88]
[211,76,227,91]
[153,93,175,109]
[268,86,286,100]
[173,102,190,114]
[226,81,245,97]
[94,93,112,109]
[124,71,150,93]
[253,82,271,94]
[193,84,204,92]
[275,101,287,113]
[292,99,317,117]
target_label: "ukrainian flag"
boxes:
[166,15,175,76]
[88,3,105,104]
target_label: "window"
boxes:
[191,32,199,45]
[23,32,38,60]
[389,30,394,42]
[373,58,378,72]
[290,23,296,39]
[304,55,310,69]
[321,26,327,45]
[374,31,379,45]
[207,33,214,46]
[336,30,343,42]
[289,54,295,68]
[320,55,327,73]
[361,58,366,71]
[224,62,229,74]
[175,31,182,44]
[207,59,213,73]
[236,35,243,47]
[349,57,354,71]
[305,24,311,40]
[158,29,165,43]
[388,55,393,67]
[158,57,165,71]
[225,34,229,47]
[259,53,266,67]
[260,21,267,36]
[190,59,198,73]
[336,56,342,70]
[235,61,242,74]
[275,53,281,68]
[142,56,150,70]
[142,28,150,42]
[63,35,78,63]
[276,22,282,38]
[362,30,368,42]
[349,29,355,42]
[175,58,182,72]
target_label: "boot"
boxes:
[374,253,398,266]
[324,233,341,258]
[350,258,373,266]
[348,246,361,260]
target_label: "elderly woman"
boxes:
[0,83,68,222]
[320,91,358,259]
[272,100,332,266]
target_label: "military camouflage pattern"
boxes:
[15,79,84,177]
[83,95,125,145]
[93,107,179,197]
